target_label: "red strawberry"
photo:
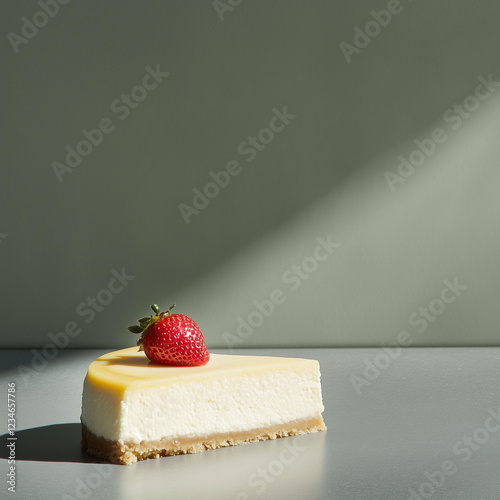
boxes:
[127,304,210,366]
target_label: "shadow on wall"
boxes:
[2,1,500,347]
[174,86,500,348]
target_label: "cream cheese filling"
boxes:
[81,349,325,444]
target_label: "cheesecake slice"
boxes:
[81,347,326,465]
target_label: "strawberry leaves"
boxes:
[128,303,176,351]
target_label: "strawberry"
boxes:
[127,304,210,366]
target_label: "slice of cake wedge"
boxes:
[81,347,326,464]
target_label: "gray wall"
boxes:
[2,0,500,349]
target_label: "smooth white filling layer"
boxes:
[82,366,324,444]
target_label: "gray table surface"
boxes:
[1,347,499,500]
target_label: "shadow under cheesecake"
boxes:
[0,423,111,464]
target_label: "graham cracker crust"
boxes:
[81,416,326,465]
